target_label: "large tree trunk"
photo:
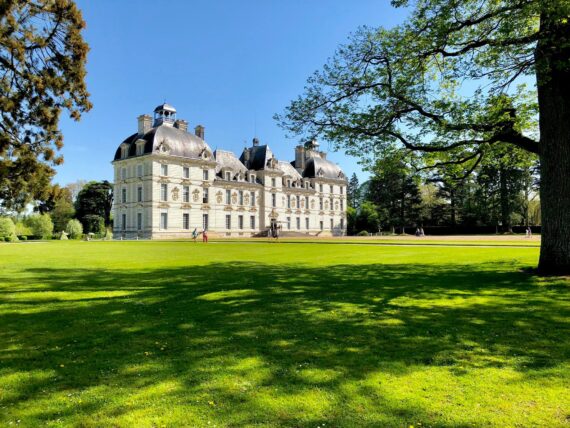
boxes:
[536,12,570,275]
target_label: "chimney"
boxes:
[174,119,188,132]
[195,125,205,139]
[252,137,260,146]
[294,145,306,172]
[137,114,152,135]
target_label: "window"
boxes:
[340,186,344,195]
[250,174,255,183]
[320,221,324,231]
[161,184,168,201]
[136,144,144,156]
[330,185,334,193]
[296,217,300,230]
[121,188,127,203]
[319,198,323,210]
[225,214,231,230]
[137,164,143,177]
[183,186,190,203]
[226,171,231,181]
[202,214,209,231]
[160,212,168,229]
[340,199,344,210]
[137,186,143,202]
[183,213,190,230]
[121,147,128,159]
[306,218,309,230]
[305,196,309,209]
[161,164,168,176]
[238,215,243,229]
[183,166,190,179]
[137,213,142,230]
[121,213,126,231]
[330,198,334,210]
[203,169,209,180]
[319,184,323,193]
[250,216,255,229]
[250,191,255,206]
[287,195,291,209]
[272,193,276,208]
[121,168,126,180]
[226,189,231,204]
[287,217,291,229]
[296,195,301,209]
[239,190,243,205]
[340,219,345,231]
[330,218,334,230]
[203,188,209,203]
[271,177,276,187]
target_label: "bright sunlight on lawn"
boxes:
[0,240,568,427]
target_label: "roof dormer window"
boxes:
[136,140,145,156]
[120,144,129,159]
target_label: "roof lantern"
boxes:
[153,102,177,126]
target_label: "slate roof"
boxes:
[113,124,213,161]
[214,150,248,174]
[277,160,302,179]
[303,156,346,180]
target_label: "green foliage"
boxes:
[36,185,75,232]
[65,219,83,240]
[0,217,16,240]
[75,181,113,228]
[14,220,32,237]
[82,214,105,235]
[366,151,422,231]
[25,213,54,239]
[354,201,381,234]
[357,230,369,236]
[0,1,91,212]
[347,173,360,209]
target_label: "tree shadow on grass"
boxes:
[0,262,569,426]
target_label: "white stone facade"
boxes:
[111,104,347,239]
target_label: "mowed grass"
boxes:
[0,240,568,427]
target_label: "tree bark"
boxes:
[536,12,570,275]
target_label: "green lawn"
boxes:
[0,240,568,427]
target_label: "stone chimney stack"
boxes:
[137,114,152,135]
[195,125,205,139]
[294,145,306,173]
[174,119,188,132]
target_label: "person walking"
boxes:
[202,229,208,243]
[192,227,198,243]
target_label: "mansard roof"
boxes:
[214,149,248,174]
[277,160,302,179]
[113,124,213,161]
[303,156,346,180]
[240,144,275,171]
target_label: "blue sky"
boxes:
[55,1,409,186]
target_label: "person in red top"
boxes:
[202,229,208,243]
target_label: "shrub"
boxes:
[82,214,105,234]
[15,221,32,236]
[357,230,369,236]
[19,235,27,241]
[65,219,83,240]
[0,217,17,241]
[25,214,54,239]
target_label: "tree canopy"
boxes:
[0,0,91,212]
[278,0,570,274]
